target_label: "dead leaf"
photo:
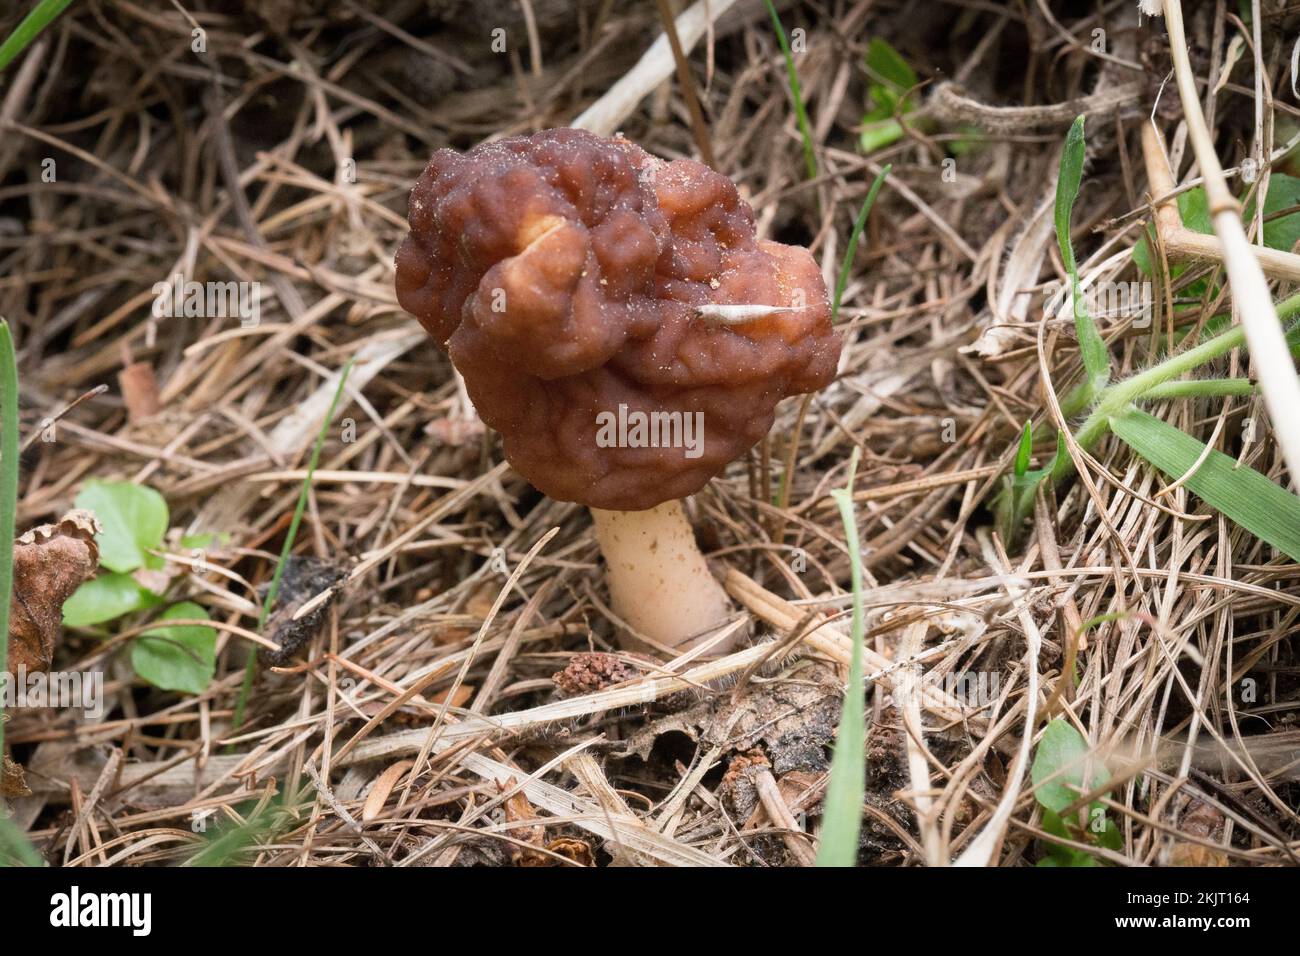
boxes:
[1,753,30,798]
[118,360,161,422]
[498,776,547,865]
[8,509,101,673]
[361,759,414,823]
[260,556,348,665]
[543,837,594,867]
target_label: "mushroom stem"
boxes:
[589,500,734,652]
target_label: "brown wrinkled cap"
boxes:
[395,128,841,510]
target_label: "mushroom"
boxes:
[395,128,841,652]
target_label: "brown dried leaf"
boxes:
[541,837,594,867]
[260,556,348,665]
[2,753,31,798]
[499,776,547,865]
[8,510,101,673]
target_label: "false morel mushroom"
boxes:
[396,128,841,650]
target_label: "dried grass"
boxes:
[3,0,1298,866]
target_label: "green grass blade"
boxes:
[0,322,18,726]
[1054,115,1109,393]
[0,322,18,792]
[832,165,890,321]
[0,319,41,865]
[1111,407,1300,561]
[230,358,356,738]
[762,0,817,181]
[0,816,42,867]
[816,447,866,866]
[0,0,76,73]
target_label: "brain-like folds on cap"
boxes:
[395,128,841,510]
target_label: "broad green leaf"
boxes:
[132,601,215,694]
[816,448,866,866]
[1262,173,1300,253]
[1133,176,1300,290]
[1039,809,1102,867]
[1110,407,1300,561]
[864,37,917,98]
[1031,718,1109,815]
[1134,187,1213,278]
[75,480,168,574]
[1055,116,1110,390]
[63,572,161,627]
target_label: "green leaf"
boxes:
[1054,118,1087,276]
[1013,421,1033,478]
[1262,173,1300,253]
[833,165,890,320]
[864,37,917,99]
[62,572,161,627]
[859,39,916,154]
[858,119,903,154]
[762,0,817,180]
[1110,407,1300,561]
[816,448,867,866]
[74,480,168,574]
[995,428,1066,544]
[1134,187,1213,280]
[947,125,984,157]
[1031,718,1109,815]
[0,0,77,73]
[1054,116,1110,391]
[132,601,216,694]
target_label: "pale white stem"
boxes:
[589,500,734,652]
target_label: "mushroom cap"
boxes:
[395,128,841,510]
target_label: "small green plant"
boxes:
[1055,116,1110,404]
[62,479,217,694]
[995,116,1300,558]
[833,164,891,320]
[1133,174,1300,280]
[230,357,354,737]
[855,40,979,157]
[816,448,867,867]
[1030,719,1121,866]
[994,421,1064,545]
[859,38,918,154]
[184,782,307,866]
[762,0,817,181]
